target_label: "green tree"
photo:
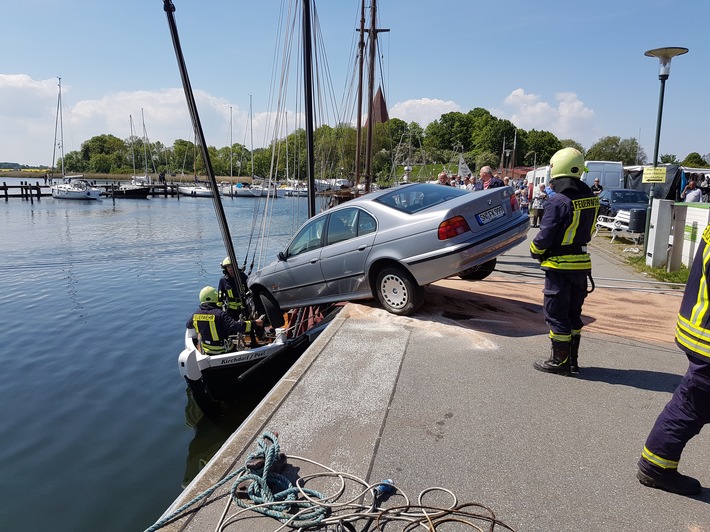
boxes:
[618,138,646,165]
[89,153,113,173]
[525,130,562,166]
[585,136,624,161]
[660,154,680,164]
[682,152,706,167]
[560,139,585,154]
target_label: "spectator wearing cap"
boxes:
[590,178,603,195]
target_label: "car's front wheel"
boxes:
[458,258,496,281]
[252,288,286,328]
[375,266,424,316]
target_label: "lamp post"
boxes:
[504,149,512,178]
[643,46,688,258]
[645,47,688,169]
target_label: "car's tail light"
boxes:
[510,193,519,211]
[438,216,471,240]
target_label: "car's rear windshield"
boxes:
[374,183,468,214]
[612,190,648,203]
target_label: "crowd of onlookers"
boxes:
[436,169,553,227]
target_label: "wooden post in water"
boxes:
[34,181,41,201]
[2,182,7,201]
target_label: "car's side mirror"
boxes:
[277,251,287,261]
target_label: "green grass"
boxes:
[626,254,689,284]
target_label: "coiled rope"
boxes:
[146,430,516,531]
[143,431,328,531]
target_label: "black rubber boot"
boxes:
[570,335,581,374]
[533,340,571,376]
[637,460,701,496]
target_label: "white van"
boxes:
[527,161,624,191]
[525,166,551,188]
[581,161,624,190]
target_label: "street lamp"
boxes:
[644,47,688,168]
[643,46,688,258]
[504,149,512,177]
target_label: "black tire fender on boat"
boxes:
[374,264,424,316]
[253,288,285,328]
[458,258,497,281]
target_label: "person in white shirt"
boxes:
[681,180,702,202]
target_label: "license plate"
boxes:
[476,205,505,225]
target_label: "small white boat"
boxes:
[178,183,213,197]
[282,186,308,197]
[222,182,277,198]
[51,177,102,200]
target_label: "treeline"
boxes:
[53,107,709,183]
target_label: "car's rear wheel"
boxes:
[375,266,424,316]
[458,258,497,281]
[253,288,285,328]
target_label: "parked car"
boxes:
[248,182,529,320]
[597,188,650,217]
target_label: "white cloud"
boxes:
[503,88,597,147]
[389,98,461,127]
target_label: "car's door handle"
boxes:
[357,245,367,251]
[309,258,319,264]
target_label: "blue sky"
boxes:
[1,0,708,167]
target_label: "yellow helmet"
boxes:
[199,286,219,304]
[550,147,587,179]
[221,256,231,267]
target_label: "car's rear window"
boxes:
[374,183,468,214]
[612,191,648,203]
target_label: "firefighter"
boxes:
[186,286,261,355]
[217,256,248,319]
[529,147,599,376]
[636,225,710,496]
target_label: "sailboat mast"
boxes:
[363,0,377,194]
[129,115,137,175]
[57,77,66,177]
[301,0,316,218]
[141,108,149,176]
[354,0,365,190]
[163,0,246,301]
[229,106,233,179]
[51,77,62,178]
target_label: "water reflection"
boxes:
[182,386,266,487]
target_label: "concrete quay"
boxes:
[154,232,708,531]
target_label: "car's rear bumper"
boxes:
[405,215,530,285]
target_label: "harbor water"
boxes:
[0,183,311,532]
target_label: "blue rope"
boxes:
[144,431,329,531]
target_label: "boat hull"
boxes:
[111,186,151,199]
[178,186,212,197]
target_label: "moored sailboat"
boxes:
[50,78,101,201]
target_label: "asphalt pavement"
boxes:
[154,230,708,532]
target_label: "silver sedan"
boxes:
[248,182,529,321]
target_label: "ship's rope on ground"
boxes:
[145,430,516,531]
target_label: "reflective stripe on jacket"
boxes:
[675,225,710,360]
[186,303,252,355]
[530,180,599,272]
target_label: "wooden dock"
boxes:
[2,181,181,201]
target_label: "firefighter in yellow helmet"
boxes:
[186,286,262,355]
[529,147,599,375]
[217,256,249,320]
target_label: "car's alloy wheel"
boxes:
[375,266,424,316]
